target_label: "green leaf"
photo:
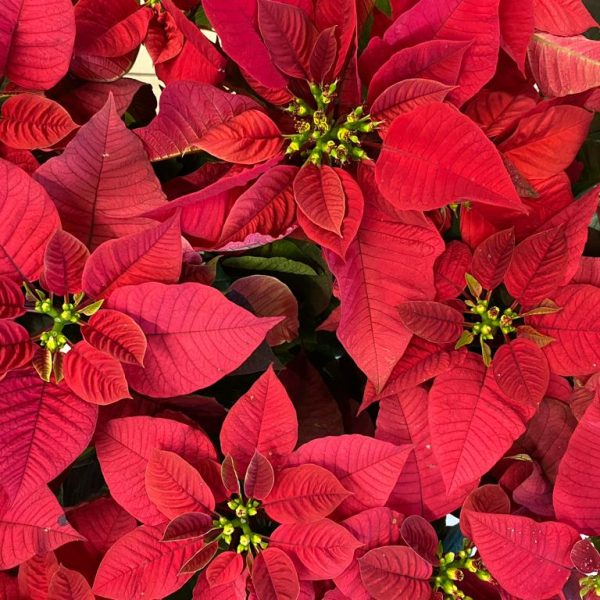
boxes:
[78,299,104,316]
[222,256,318,276]
[455,330,474,349]
[465,273,483,299]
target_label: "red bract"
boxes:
[0,0,599,598]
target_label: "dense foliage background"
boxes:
[1,0,600,598]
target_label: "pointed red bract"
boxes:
[252,547,300,600]
[505,226,568,307]
[18,552,60,600]
[286,434,411,517]
[358,546,432,600]
[533,0,596,36]
[136,81,283,163]
[462,487,579,600]
[107,282,280,397]
[0,486,83,570]
[326,202,443,391]
[376,103,524,212]
[470,228,515,291]
[382,0,502,104]
[48,566,94,600]
[492,338,549,406]
[220,365,298,474]
[96,416,216,523]
[270,519,362,580]
[145,449,216,519]
[429,353,538,493]
[263,464,351,523]
[397,301,463,344]
[162,512,214,542]
[376,385,471,519]
[205,552,244,588]
[34,97,166,250]
[0,369,97,508]
[82,309,147,366]
[0,321,35,376]
[258,0,317,79]
[554,397,600,534]
[0,278,25,319]
[93,525,204,599]
[63,341,131,405]
[527,285,600,376]
[244,450,275,500]
[528,33,600,97]
[0,0,75,90]
[0,159,60,282]
[0,94,78,150]
[42,230,90,295]
[499,0,534,72]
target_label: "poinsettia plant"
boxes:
[2,0,600,598]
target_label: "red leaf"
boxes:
[371,79,456,137]
[367,39,468,106]
[220,365,298,474]
[499,105,593,180]
[492,339,550,406]
[228,276,299,346]
[527,284,600,376]
[181,541,219,575]
[0,94,78,150]
[203,0,288,89]
[34,96,166,250]
[74,6,151,57]
[206,552,244,588]
[270,519,362,580]
[42,230,90,296]
[48,566,94,600]
[397,301,463,344]
[146,449,216,519]
[294,164,346,235]
[499,0,534,72]
[92,525,204,599]
[263,464,351,523]
[462,489,579,599]
[382,0,501,104]
[0,160,60,282]
[82,214,182,299]
[107,282,280,397]
[0,278,25,318]
[429,353,537,493]
[244,450,275,500]
[466,90,538,140]
[471,228,515,291]
[285,435,411,517]
[0,0,75,90]
[326,202,443,391]
[221,456,241,496]
[252,547,300,600]
[0,573,17,600]
[299,168,364,259]
[375,385,472,520]
[63,341,130,405]
[314,0,356,77]
[66,496,137,557]
[400,515,438,565]
[0,369,97,506]
[0,321,35,376]
[219,166,297,248]
[18,552,59,600]
[571,539,600,575]
[136,81,283,164]
[358,546,432,600]
[533,0,596,36]
[528,33,600,97]
[192,570,247,598]
[309,27,338,83]
[0,486,83,570]
[163,512,214,542]
[82,309,147,366]
[376,103,524,212]
[257,0,317,79]
[533,185,598,286]
[96,416,216,524]
[505,226,568,307]
[554,397,600,534]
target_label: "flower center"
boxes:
[35,300,81,352]
[214,496,268,553]
[433,548,492,599]
[580,573,600,597]
[285,82,376,165]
